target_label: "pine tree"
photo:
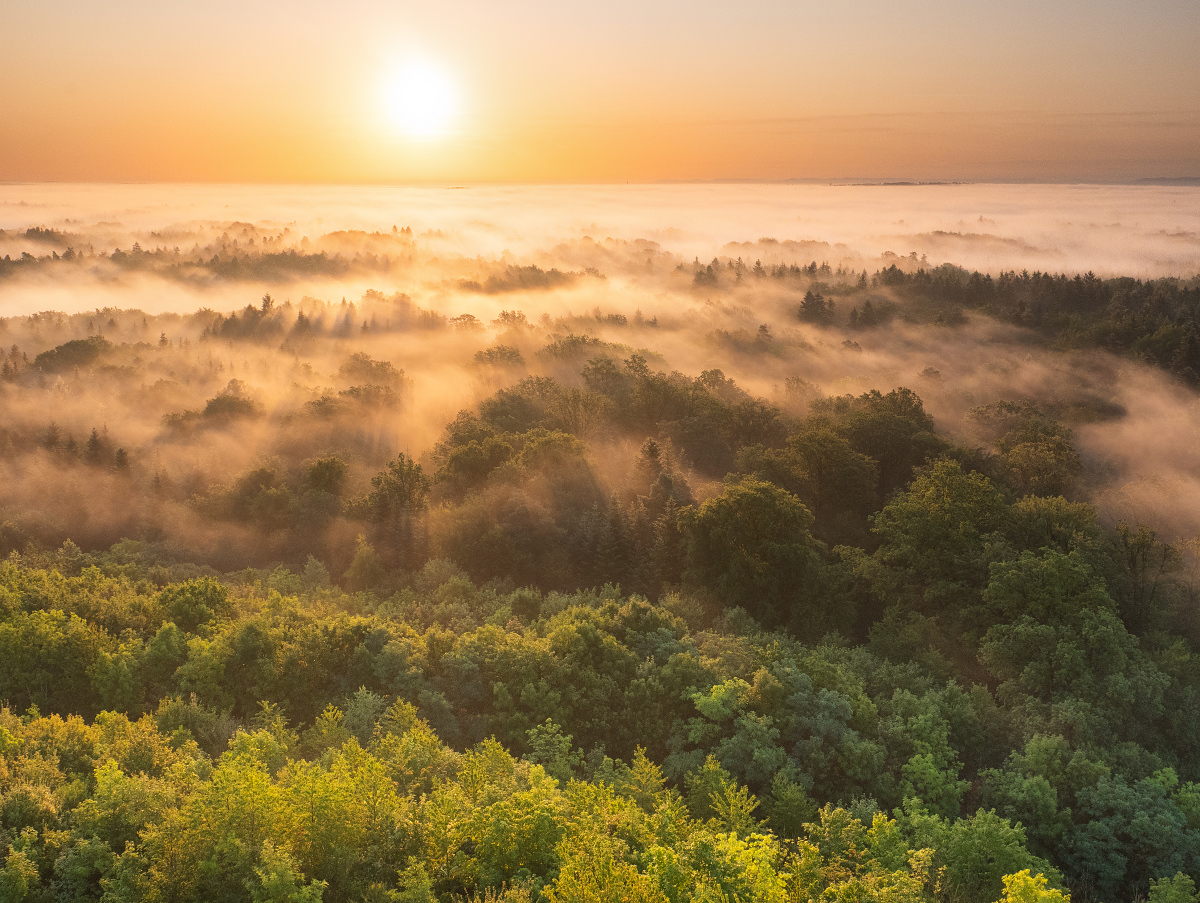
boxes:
[1171,322,1200,384]
[651,499,686,596]
[84,428,106,466]
[798,290,833,325]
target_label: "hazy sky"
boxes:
[4,0,1199,183]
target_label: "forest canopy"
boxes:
[2,214,1200,902]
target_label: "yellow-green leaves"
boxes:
[997,870,1070,903]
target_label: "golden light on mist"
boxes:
[382,59,459,140]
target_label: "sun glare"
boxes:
[383,60,458,139]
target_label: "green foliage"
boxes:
[0,845,40,903]
[762,770,817,838]
[304,455,348,497]
[997,870,1070,903]
[978,550,1168,746]
[872,458,1011,597]
[352,453,431,568]
[969,401,1081,497]
[550,835,669,902]
[0,609,104,715]
[32,335,113,372]
[809,387,944,496]
[344,537,386,592]
[159,577,232,632]
[683,477,826,630]
[899,804,1061,903]
[1149,873,1200,903]
[359,453,431,521]
[202,378,263,420]
[522,720,584,784]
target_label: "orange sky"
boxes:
[4,0,1199,183]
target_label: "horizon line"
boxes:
[2,176,1199,189]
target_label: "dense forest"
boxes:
[869,264,1200,385]
[3,221,1200,901]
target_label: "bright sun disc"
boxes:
[383,60,457,139]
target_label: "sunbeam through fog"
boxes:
[1,181,1199,565]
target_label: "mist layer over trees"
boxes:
[1,186,1200,902]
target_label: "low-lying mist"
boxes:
[2,181,1199,573]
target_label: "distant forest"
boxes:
[7,228,1198,385]
[694,254,1200,386]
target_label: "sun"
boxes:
[382,59,458,139]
